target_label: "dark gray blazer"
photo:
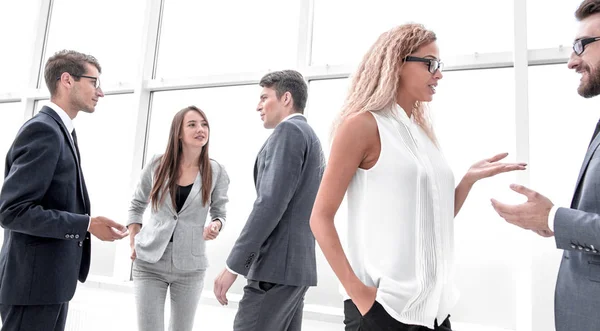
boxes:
[226,115,324,286]
[0,106,91,305]
[554,132,600,330]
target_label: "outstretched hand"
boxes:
[465,153,527,185]
[491,184,554,234]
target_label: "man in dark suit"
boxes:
[0,50,129,331]
[491,1,600,329]
[213,70,324,331]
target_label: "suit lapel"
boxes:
[179,173,201,213]
[254,137,270,185]
[40,107,89,213]
[40,107,80,165]
[572,133,600,206]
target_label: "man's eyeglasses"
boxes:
[573,37,600,56]
[404,56,444,74]
[56,74,101,89]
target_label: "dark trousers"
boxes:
[233,280,309,331]
[0,303,69,331]
[344,300,452,331]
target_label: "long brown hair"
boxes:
[333,23,438,144]
[150,106,213,211]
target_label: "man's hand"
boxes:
[89,216,129,242]
[203,220,221,240]
[533,229,555,238]
[491,184,554,233]
[214,268,238,305]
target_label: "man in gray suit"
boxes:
[213,70,324,331]
[491,1,600,329]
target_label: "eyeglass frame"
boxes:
[56,73,101,89]
[573,37,600,56]
[403,56,444,74]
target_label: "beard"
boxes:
[578,63,600,98]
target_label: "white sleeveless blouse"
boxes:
[343,104,458,328]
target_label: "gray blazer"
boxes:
[226,115,324,287]
[127,155,229,271]
[554,132,600,330]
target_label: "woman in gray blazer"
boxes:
[126,105,230,331]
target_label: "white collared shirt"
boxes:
[281,112,304,123]
[47,101,75,141]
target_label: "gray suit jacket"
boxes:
[554,131,600,330]
[226,115,324,286]
[127,155,229,270]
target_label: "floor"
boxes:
[0,282,514,331]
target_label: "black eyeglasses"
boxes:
[56,74,101,89]
[573,37,600,56]
[404,56,444,74]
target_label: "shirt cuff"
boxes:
[225,265,238,275]
[212,217,225,231]
[548,206,559,232]
[87,216,91,231]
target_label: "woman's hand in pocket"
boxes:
[350,283,378,316]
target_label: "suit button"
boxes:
[594,249,599,254]
[173,216,177,220]
[75,234,80,239]
[65,234,70,239]
[70,234,75,239]
[250,253,256,257]
[578,245,584,250]
[78,241,83,247]
[571,244,577,249]
[244,264,250,269]
[585,247,591,252]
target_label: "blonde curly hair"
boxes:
[334,23,438,143]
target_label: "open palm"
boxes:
[466,152,527,183]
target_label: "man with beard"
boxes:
[490,0,600,329]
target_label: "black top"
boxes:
[175,183,193,213]
[170,183,193,242]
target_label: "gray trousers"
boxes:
[233,280,309,331]
[133,243,205,331]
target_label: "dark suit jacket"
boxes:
[226,115,324,287]
[554,131,600,330]
[0,106,91,305]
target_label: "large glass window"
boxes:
[0,103,26,186]
[156,0,301,79]
[528,63,600,331]
[36,94,138,277]
[311,0,513,66]
[304,79,350,306]
[433,68,517,329]
[527,0,581,49]
[41,0,146,89]
[148,86,271,295]
[0,1,44,93]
